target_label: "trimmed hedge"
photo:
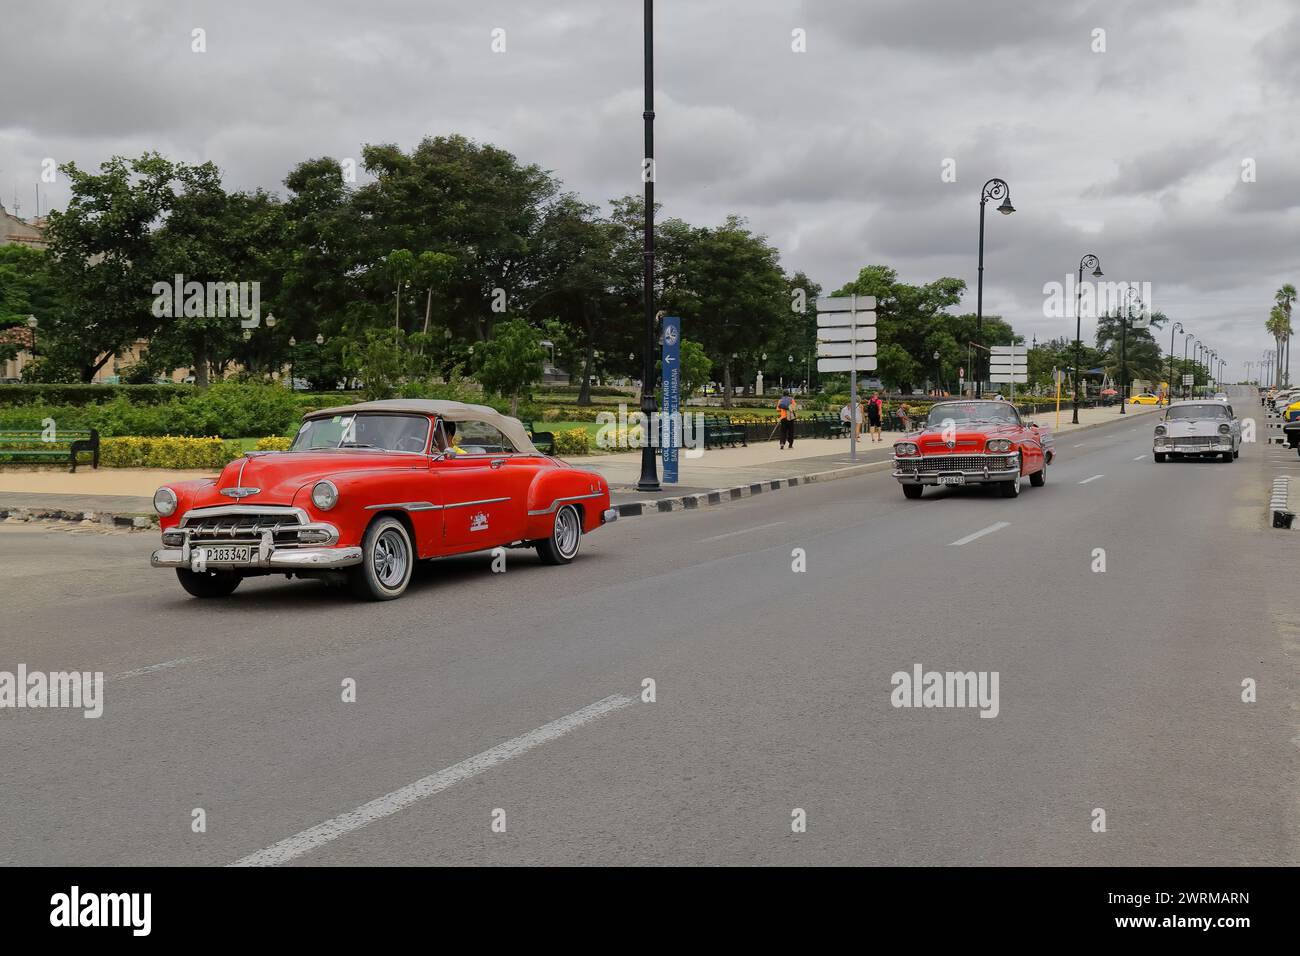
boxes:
[553,427,591,456]
[0,383,194,406]
[100,436,241,469]
[255,436,293,451]
[0,383,302,438]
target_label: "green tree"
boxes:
[43,152,180,381]
[679,339,712,398]
[475,317,545,416]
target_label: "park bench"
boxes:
[703,416,745,449]
[526,423,556,455]
[0,427,100,472]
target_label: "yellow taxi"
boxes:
[1129,393,1162,405]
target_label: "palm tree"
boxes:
[1275,284,1296,387]
[1267,305,1286,387]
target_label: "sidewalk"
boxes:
[0,403,1160,523]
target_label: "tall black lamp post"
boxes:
[976,178,1015,397]
[1072,254,1103,423]
[636,0,660,492]
[1167,321,1182,404]
[1119,288,1141,414]
[25,315,38,361]
[315,333,325,388]
[1184,336,1196,397]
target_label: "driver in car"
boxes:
[434,419,468,455]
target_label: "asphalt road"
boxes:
[1,410,1296,866]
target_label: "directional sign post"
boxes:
[989,344,1028,405]
[816,294,876,460]
[661,315,681,483]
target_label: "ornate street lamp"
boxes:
[1167,322,1182,404]
[636,0,660,492]
[1072,254,1103,423]
[1119,288,1141,414]
[975,178,1015,396]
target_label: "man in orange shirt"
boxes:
[776,391,797,449]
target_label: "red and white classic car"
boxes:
[150,399,616,600]
[891,400,1054,499]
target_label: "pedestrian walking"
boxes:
[898,402,912,433]
[776,390,797,449]
[867,391,884,442]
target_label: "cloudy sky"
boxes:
[2,0,1297,378]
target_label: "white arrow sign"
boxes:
[816,295,875,313]
[817,356,878,373]
[817,325,878,343]
[817,311,877,328]
[816,341,879,358]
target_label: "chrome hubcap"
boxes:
[555,507,580,557]
[374,528,409,587]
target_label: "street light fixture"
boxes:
[635,0,660,492]
[25,315,37,360]
[315,333,325,389]
[1119,288,1141,415]
[1072,254,1103,423]
[1184,335,1196,397]
[1167,321,1182,404]
[975,178,1015,397]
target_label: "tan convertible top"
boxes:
[305,398,539,454]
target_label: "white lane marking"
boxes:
[1079,474,1105,484]
[1072,442,1086,447]
[229,692,636,867]
[107,656,201,682]
[948,522,1010,547]
[700,521,786,542]
[1133,454,1147,460]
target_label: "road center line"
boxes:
[107,657,202,682]
[1133,454,1147,460]
[1079,474,1105,484]
[700,521,786,542]
[1072,442,1086,447]
[948,522,1010,547]
[229,692,636,867]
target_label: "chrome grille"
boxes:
[182,512,304,543]
[1167,435,1215,446]
[899,455,1017,473]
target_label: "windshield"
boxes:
[290,413,431,453]
[1164,404,1228,420]
[926,402,1020,426]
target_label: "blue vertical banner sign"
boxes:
[661,315,681,483]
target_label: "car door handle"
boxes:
[490,458,507,469]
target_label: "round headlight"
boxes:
[893,442,918,456]
[153,487,177,517]
[986,439,1012,453]
[1218,424,1231,435]
[1154,425,1166,436]
[311,480,339,511]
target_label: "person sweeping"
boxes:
[776,391,797,449]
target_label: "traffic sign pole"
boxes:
[816,294,877,462]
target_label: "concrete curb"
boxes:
[613,410,1150,518]
[0,506,156,530]
[1270,476,1294,529]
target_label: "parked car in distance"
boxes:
[892,400,1052,499]
[150,400,617,601]
[1153,400,1241,462]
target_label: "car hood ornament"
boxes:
[220,487,261,499]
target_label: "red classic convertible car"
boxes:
[150,399,616,600]
[891,400,1054,499]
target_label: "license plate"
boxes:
[195,545,252,565]
[937,475,966,486]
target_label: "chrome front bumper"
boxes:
[1155,442,1233,454]
[601,508,618,524]
[151,526,363,571]
[151,545,363,570]
[892,454,1020,485]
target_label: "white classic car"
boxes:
[1153,400,1241,462]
